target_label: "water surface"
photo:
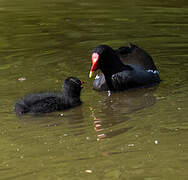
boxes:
[0,0,188,179]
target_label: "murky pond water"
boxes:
[0,0,188,179]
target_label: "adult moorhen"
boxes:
[89,44,160,91]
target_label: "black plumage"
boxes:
[89,44,160,91]
[14,77,83,115]
[116,43,157,70]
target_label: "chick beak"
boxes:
[81,81,86,88]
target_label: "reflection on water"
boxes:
[89,87,157,140]
[0,0,188,179]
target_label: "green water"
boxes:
[0,0,188,179]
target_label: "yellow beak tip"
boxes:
[89,71,94,78]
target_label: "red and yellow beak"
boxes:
[89,53,99,78]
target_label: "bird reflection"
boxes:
[89,86,158,140]
[19,106,85,136]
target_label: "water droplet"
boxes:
[85,170,92,173]
[154,140,158,144]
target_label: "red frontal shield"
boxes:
[89,53,99,78]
